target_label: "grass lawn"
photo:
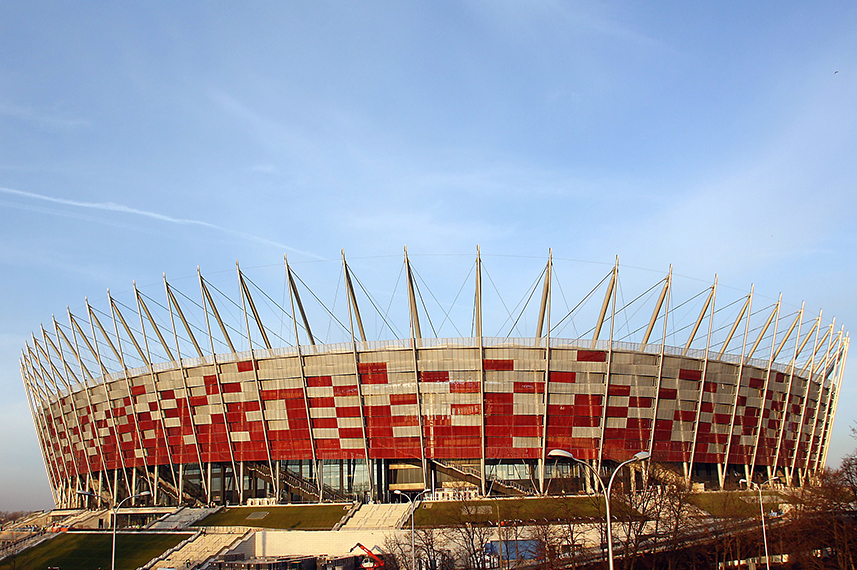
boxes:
[413,496,637,528]
[0,532,189,570]
[195,504,351,530]
[688,491,782,518]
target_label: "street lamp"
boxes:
[739,476,779,570]
[393,489,432,570]
[78,489,151,570]
[548,449,650,570]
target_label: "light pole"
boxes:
[78,489,151,570]
[393,489,432,570]
[548,449,650,570]
[739,476,778,570]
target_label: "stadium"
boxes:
[20,252,849,509]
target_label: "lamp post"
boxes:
[393,489,432,570]
[739,476,778,570]
[78,489,151,570]
[548,449,650,570]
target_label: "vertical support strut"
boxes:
[236,263,277,499]
[597,257,619,473]
[721,286,754,487]
[687,276,717,483]
[538,250,552,495]
[403,247,429,492]
[285,255,322,501]
[591,264,618,349]
[790,312,822,484]
[341,251,376,500]
[749,295,782,479]
[163,276,210,503]
[133,281,180,505]
[771,304,805,479]
[648,267,672,456]
[476,247,486,496]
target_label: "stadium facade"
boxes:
[20,252,849,509]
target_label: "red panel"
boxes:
[748,378,765,389]
[606,406,628,417]
[550,371,576,383]
[221,382,243,394]
[237,360,256,372]
[312,418,338,429]
[364,405,392,416]
[626,417,651,430]
[307,376,333,387]
[484,359,514,371]
[391,415,419,427]
[713,413,731,424]
[673,410,696,422]
[574,394,601,406]
[451,403,481,415]
[333,385,358,397]
[576,350,606,362]
[390,393,418,406]
[485,392,513,404]
[309,397,335,408]
[679,368,702,381]
[703,382,717,393]
[131,385,147,396]
[607,385,631,396]
[629,397,653,408]
[336,406,361,418]
[658,388,678,399]
[420,371,449,382]
[339,427,364,439]
[358,362,387,374]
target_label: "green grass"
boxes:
[0,532,189,570]
[413,497,637,528]
[195,504,351,530]
[688,491,782,518]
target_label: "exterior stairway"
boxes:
[431,460,529,496]
[339,503,411,530]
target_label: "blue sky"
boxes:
[1,1,856,510]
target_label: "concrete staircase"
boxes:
[147,506,222,530]
[147,530,250,570]
[340,503,410,530]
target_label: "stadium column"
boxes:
[236,264,278,501]
[32,334,84,504]
[819,334,848,469]
[285,255,322,502]
[749,295,782,481]
[771,304,805,480]
[800,321,834,481]
[85,299,133,502]
[721,287,754,488]
[596,258,619,475]
[476,246,485,496]
[647,268,672,467]
[404,247,430,493]
[164,277,212,504]
[134,283,180,505]
[66,309,115,504]
[813,328,845,473]
[46,320,97,497]
[105,293,157,502]
[21,358,61,507]
[537,250,552,496]
[687,276,717,485]
[28,342,77,507]
[790,312,823,485]
[342,252,377,500]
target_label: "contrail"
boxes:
[0,186,321,259]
